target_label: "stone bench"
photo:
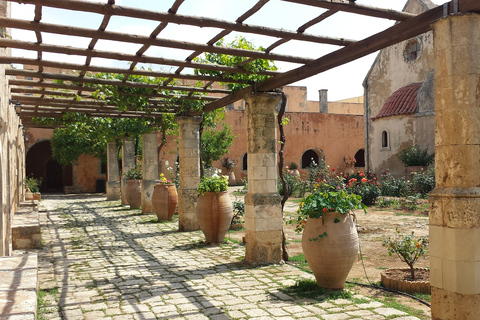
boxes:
[12,201,41,250]
[0,253,38,320]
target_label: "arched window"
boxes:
[242,152,248,171]
[382,131,389,148]
[301,149,325,169]
[354,149,365,168]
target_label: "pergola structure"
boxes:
[0,0,476,126]
[2,1,480,319]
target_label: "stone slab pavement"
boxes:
[34,194,424,320]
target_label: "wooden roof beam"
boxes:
[3,0,355,46]
[0,39,280,76]
[0,17,316,64]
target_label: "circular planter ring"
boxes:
[381,267,430,294]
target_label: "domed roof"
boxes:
[372,83,421,120]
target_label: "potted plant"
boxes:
[25,176,42,201]
[152,173,178,221]
[230,198,244,230]
[397,145,434,178]
[124,166,142,209]
[343,156,356,176]
[195,174,233,244]
[221,157,236,185]
[289,162,300,177]
[294,186,366,289]
[381,230,430,294]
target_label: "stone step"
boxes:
[12,205,40,250]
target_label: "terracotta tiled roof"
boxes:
[372,83,421,120]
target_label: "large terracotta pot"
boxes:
[227,171,236,186]
[195,191,233,244]
[152,184,178,221]
[125,179,142,209]
[302,212,359,289]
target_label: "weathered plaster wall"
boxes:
[364,0,435,176]
[0,0,26,256]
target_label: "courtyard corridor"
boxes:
[34,195,422,320]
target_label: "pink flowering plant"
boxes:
[293,187,367,239]
[158,173,172,185]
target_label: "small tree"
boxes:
[382,229,428,279]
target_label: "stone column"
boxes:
[141,131,158,213]
[244,91,282,265]
[175,115,202,231]
[121,138,135,205]
[106,141,120,200]
[429,14,480,320]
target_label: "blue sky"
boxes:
[11,0,445,101]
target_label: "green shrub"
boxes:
[345,172,381,205]
[411,167,435,197]
[25,176,42,193]
[380,170,409,197]
[397,145,434,167]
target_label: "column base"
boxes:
[431,287,480,320]
[178,187,199,231]
[106,181,121,200]
[141,180,156,213]
[244,193,282,265]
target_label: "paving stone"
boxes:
[26,196,425,320]
[374,307,408,316]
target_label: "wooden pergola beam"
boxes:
[6,69,232,95]
[0,39,279,76]
[0,17,315,65]
[4,0,355,46]
[201,0,480,113]
[281,0,415,21]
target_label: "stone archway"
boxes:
[301,148,325,169]
[26,140,71,192]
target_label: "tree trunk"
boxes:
[277,91,289,262]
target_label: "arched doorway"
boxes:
[354,149,365,168]
[301,149,325,169]
[26,140,71,192]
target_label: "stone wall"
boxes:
[0,0,26,256]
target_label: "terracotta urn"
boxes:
[344,166,355,176]
[302,212,359,289]
[195,191,233,244]
[227,171,236,186]
[125,179,142,209]
[152,184,178,221]
[25,187,33,201]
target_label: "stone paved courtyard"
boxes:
[34,194,423,319]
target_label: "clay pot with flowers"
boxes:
[343,156,356,176]
[196,174,233,244]
[125,166,143,209]
[221,157,236,186]
[294,187,366,289]
[152,173,178,221]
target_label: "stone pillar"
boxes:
[429,14,480,320]
[141,131,158,213]
[106,141,120,200]
[175,115,202,231]
[121,138,135,205]
[244,91,282,265]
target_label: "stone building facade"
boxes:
[364,0,436,177]
[0,2,27,256]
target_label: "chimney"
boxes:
[319,89,328,113]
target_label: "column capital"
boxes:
[174,115,203,125]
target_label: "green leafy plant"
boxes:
[289,162,298,170]
[411,167,435,197]
[125,166,143,180]
[232,198,245,224]
[377,197,398,208]
[380,170,409,197]
[221,157,236,171]
[278,168,308,198]
[382,229,429,279]
[397,145,434,167]
[25,176,42,193]
[197,175,228,195]
[201,123,236,168]
[293,188,367,238]
[345,172,381,205]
